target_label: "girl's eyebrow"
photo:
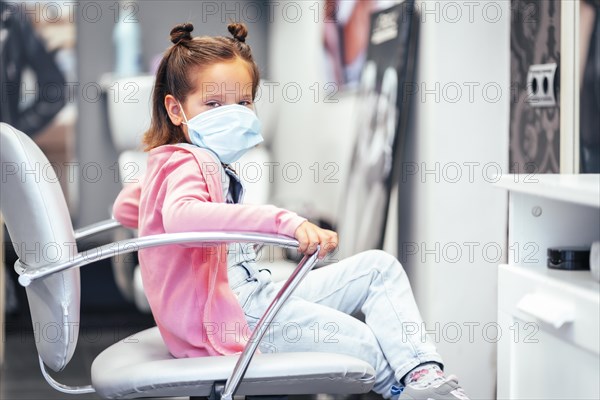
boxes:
[201,93,225,102]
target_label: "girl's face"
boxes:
[165,57,255,142]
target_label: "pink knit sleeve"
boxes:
[112,182,141,229]
[161,157,306,237]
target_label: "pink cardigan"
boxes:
[112,144,306,357]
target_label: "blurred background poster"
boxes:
[334,0,419,257]
[0,0,77,211]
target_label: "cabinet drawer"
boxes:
[498,264,600,355]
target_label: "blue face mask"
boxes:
[180,103,263,164]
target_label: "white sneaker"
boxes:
[398,375,469,400]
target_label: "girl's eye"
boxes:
[206,101,221,108]
[239,100,253,107]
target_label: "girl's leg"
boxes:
[237,277,400,399]
[265,249,443,382]
[240,250,468,400]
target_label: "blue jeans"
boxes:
[228,249,443,399]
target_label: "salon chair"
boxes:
[0,122,375,399]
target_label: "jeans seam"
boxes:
[373,264,421,359]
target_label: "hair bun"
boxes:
[170,23,194,45]
[227,23,248,43]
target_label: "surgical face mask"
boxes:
[179,103,263,164]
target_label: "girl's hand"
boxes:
[294,221,338,259]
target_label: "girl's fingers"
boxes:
[306,229,320,255]
[318,232,337,259]
[295,226,309,253]
[294,222,340,258]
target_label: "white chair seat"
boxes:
[91,327,376,399]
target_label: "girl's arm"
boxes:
[112,153,337,258]
[162,157,306,238]
[112,181,142,229]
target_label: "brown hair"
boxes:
[143,22,260,151]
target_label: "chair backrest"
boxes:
[0,123,80,372]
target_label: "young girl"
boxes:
[113,22,469,400]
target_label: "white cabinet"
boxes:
[496,174,600,400]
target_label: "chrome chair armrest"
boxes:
[17,231,319,400]
[73,218,122,240]
[17,231,299,286]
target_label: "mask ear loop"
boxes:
[177,101,189,125]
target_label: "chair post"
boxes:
[197,382,223,400]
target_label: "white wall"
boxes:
[269,1,510,399]
[399,1,509,398]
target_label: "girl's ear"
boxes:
[164,95,184,126]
